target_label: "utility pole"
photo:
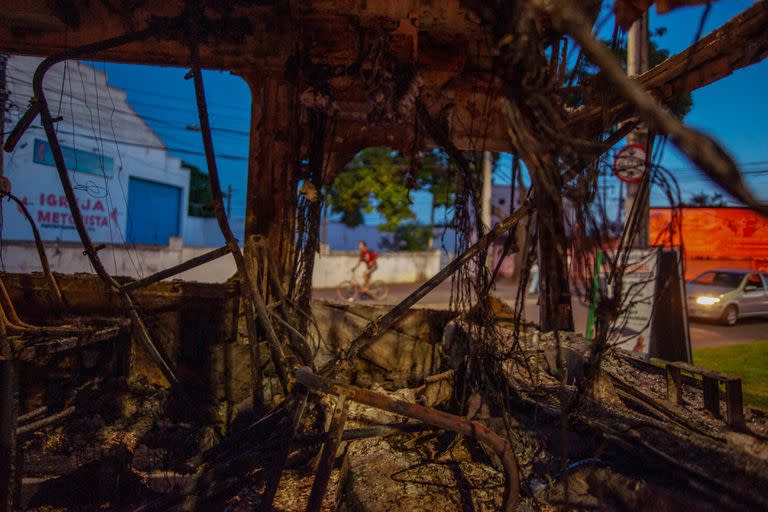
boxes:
[0,54,6,177]
[225,184,233,218]
[321,198,329,246]
[625,12,650,248]
[481,151,493,269]
[616,180,624,226]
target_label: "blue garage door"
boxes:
[127,177,181,245]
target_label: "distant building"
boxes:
[3,56,190,246]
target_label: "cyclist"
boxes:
[352,241,378,292]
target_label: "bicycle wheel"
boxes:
[368,280,389,301]
[337,280,358,302]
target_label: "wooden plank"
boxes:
[668,361,738,383]
[725,380,746,431]
[702,377,721,418]
[666,364,683,405]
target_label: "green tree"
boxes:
[327,147,455,235]
[686,191,726,207]
[186,162,215,218]
[380,223,434,251]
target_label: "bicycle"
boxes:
[336,271,389,302]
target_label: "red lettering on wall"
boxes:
[93,200,104,212]
[37,211,51,223]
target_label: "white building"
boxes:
[3,56,190,246]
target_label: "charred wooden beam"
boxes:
[241,72,300,281]
[11,325,123,362]
[571,1,768,137]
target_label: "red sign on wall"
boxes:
[650,208,768,259]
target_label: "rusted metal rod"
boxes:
[26,32,157,289]
[306,394,347,512]
[296,423,435,445]
[258,240,314,366]
[324,199,533,374]
[121,245,230,293]
[322,114,635,376]
[188,23,291,393]
[260,389,309,511]
[122,293,179,385]
[1,192,65,311]
[295,367,520,512]
[9,33,184,391]
[16,406,76,437]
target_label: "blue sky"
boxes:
[98,0,768,227]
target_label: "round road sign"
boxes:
[0,176,10,195]
[612,144,646,183]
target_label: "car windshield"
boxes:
[692,272,744,288]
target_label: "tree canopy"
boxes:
[326,147,455,232]
[685,191,727,207]
[186,162,215,218]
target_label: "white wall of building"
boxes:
[2,56,189,245]
[0,241,441,287]
[311,250,441,288]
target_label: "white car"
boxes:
[687,270,768,326]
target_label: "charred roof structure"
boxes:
[1,1,768,511]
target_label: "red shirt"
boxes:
[360,249,377,268]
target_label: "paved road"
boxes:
[314,281,767,349]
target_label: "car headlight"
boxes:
[695,296,721,306]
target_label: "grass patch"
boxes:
[693,340,768,411]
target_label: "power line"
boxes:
[6,74,251,136]
[11,124,249,162]
[8,63,252,117]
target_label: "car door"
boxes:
[741,273,767,316]
[760,274,768,316]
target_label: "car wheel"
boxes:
[721,305,738,326]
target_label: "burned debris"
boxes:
[1,0,768,511]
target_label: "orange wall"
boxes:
[650,208,768,260]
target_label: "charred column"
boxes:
[242,74,300,284]
[530,160,574,332]
[0,351,18,512]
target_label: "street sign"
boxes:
[612,144,646,183]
